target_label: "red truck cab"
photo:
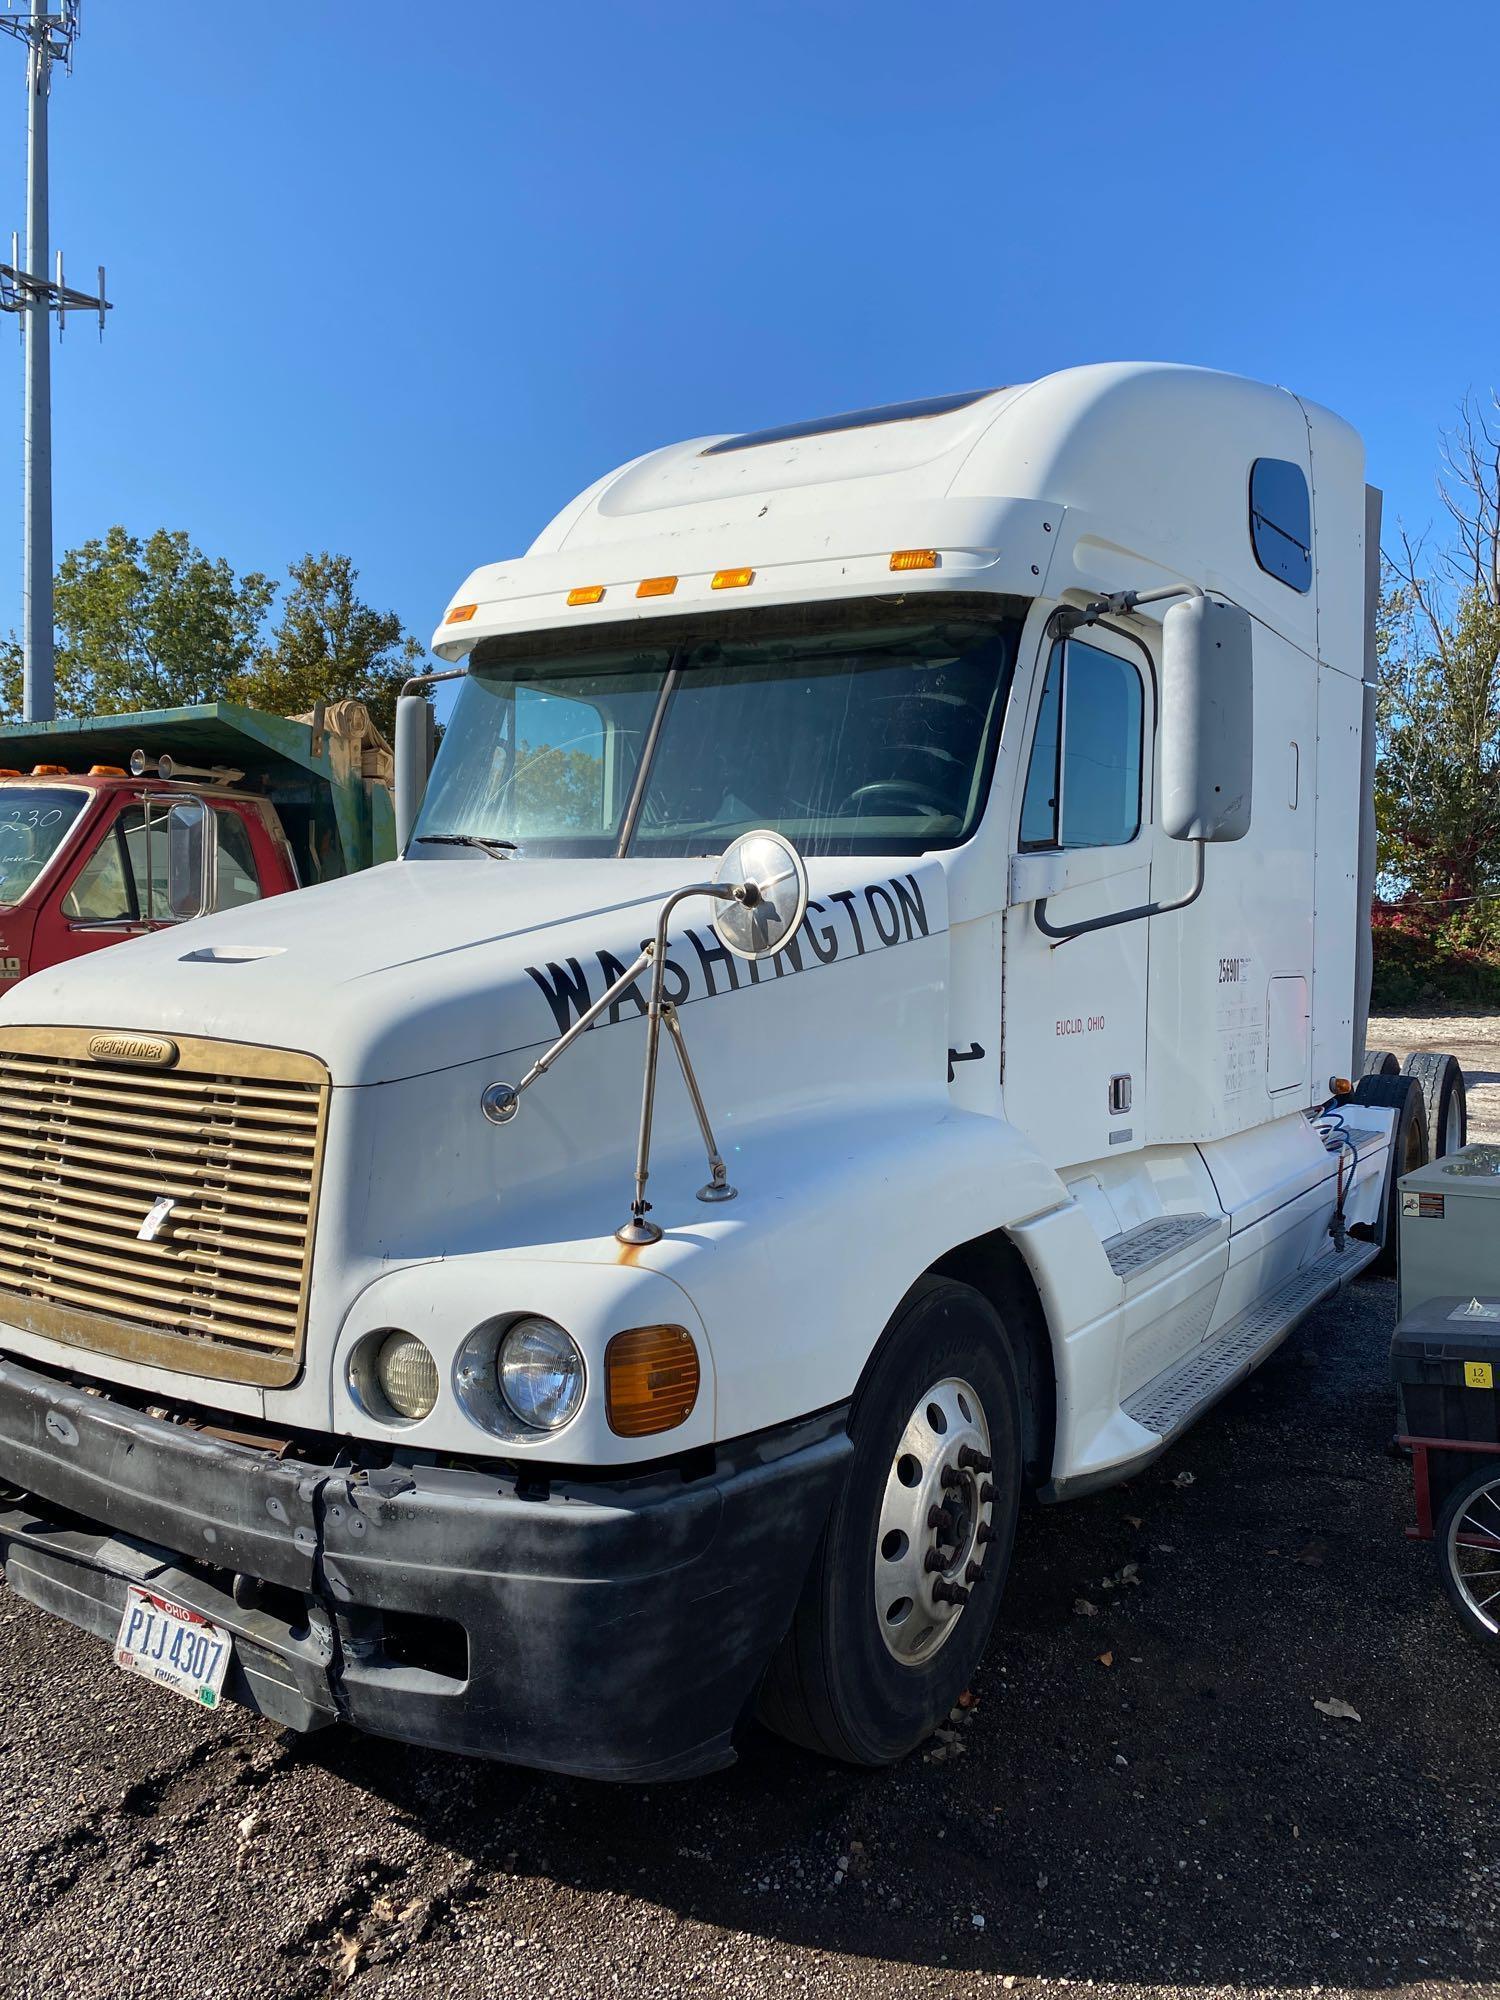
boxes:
[0,768,297,988]
[0,699,395,988]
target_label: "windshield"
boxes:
[414,606,1020,859]
[0,786,88,905]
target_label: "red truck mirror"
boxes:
[164,798,214,921]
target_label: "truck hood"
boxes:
[0,853,950,1087]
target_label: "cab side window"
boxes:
[62,819,134,921]
[1019,640,1144,850]
[64,804,265,922]
[214,811,264,909]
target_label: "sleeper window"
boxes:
[1250,458,1312,593]
[1019,640,1143,850]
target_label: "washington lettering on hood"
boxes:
[525,872,934,1036]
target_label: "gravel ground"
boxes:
[2,1270,1497,2000]
[1369,1014,1500,1144]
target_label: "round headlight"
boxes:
[498,1316,585,1431]
[374,1330,440,1420]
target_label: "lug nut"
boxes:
[924,1549,947,1573]
[932,1579,971,1607]
[965,1559,986,1584]
[940,1465,963,1492]
[958,1445,993,1474]
[927,1505,955,1535]
[977,1522,997,1546]
[980,1481,994,1505]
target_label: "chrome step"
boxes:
[1123,1240,1381,1441]
[1103,1211,1221,1280]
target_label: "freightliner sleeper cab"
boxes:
[0,364,1454,1778]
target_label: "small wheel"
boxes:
[757,1276,1022,1765]
[1362,1048,1401,1078]
[1436,1463,1500,1652]
[1402,1051,1467,1158]
[1350,1072,1430,1274]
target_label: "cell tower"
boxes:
[0,1,110,723]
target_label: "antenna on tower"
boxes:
[0,1,112,722]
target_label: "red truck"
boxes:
[0,699,394,985]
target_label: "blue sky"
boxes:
[2,0,1495,663]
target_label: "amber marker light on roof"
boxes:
[890,548,940,572]
[88,765,125,776]
[711,567,754,590]
[31,764,67,776]
[445,603,477,624]
[636,575,678,598]
[567,584,606,606]
[604,1324,701,1438]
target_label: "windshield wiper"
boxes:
[415,834,519,858]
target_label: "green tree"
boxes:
[46,526,275,717]
[1378,394,1500,907]
[234,551,425,741]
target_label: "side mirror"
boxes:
[394,694,436,852]
[1160,596,1253,842]
[165,798,213,920]
[710,829,809,959]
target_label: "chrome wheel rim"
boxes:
[874,1375,994,1666]
[1448,1477,1500,1635]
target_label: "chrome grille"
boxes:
[0,1029,329,1386]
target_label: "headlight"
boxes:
[497,1316,585,1431]
[374,1330,439,1420]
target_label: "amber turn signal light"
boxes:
[445,602,478,624]
[604,1324,700,1437]
[890,548,939,572]
[711,567,754,590]
[636,575,678,598]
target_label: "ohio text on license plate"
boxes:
[113,1585,232,1709]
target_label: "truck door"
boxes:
[1001,626,1154,1169]
[45,797,268,968]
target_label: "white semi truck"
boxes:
[0,363,1459,1779]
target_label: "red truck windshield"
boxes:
[0,787,88,907]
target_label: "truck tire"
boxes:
[1362,1049,1401,1078]
[1350,1072,1429,1275]
[757,1276,1022,1766]
[1435,1462,1500,1653]
[1401,1051,1467,1159]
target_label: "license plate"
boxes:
[113,1584,232,1709]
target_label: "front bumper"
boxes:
[0,1355,850,1781]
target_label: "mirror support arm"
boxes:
[1055,580,1204,636]
[619,881,744,1244]
[1034,839,1205,946]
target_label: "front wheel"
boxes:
[1436,1463,1500,1653]
[758,1276,1022,1765]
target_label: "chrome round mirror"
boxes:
[711,828,809,960]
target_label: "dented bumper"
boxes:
[0,1354,850,1781]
